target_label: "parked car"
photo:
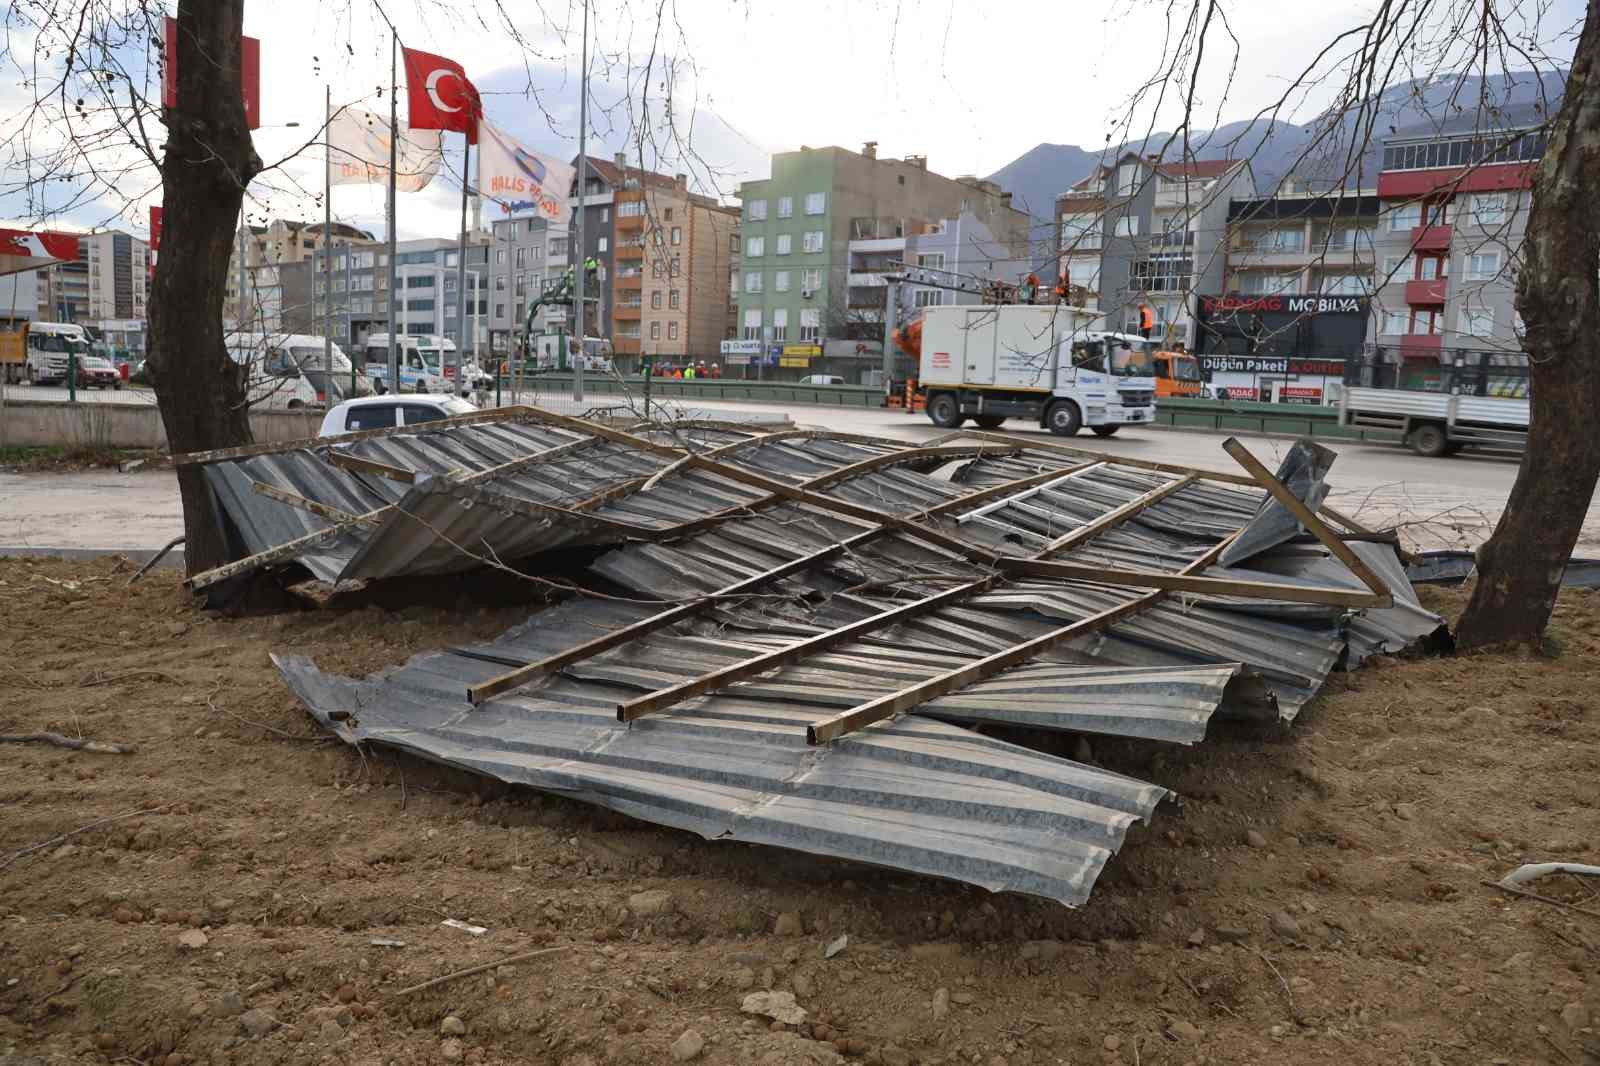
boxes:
[798,374,846,386]
[317,394,478,437]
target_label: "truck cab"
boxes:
[1152,349,1203,397]
[23,322,92,386]
[917,305,1157,437]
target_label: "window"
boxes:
[773,234,791,256]
[748,199,768,221]
[1466,250,1501,281]
[495,248,506,264]
[1067,261,1099,290]
[777,196,793,219]
[745,271,763,293]
[671,227,682,246]
[669,289,680,308]
[804,192,826,215]
[1117,163,1138,196]
[1381,310,1411,335]
[742,308,762,340]
[508,221,520,238]
[747,236,765,257]
[664,208,674,221]
[618,201,644,217]
[1115,216,1140,237]
[802,230,824,253]
[670,256,681,277]
[445,252,459,267]
[651,291,662,309]
[1318,273,1370,296]
[345,404,398,431]
[1458,303,1495,336]
[774,270,791,293]
[667,322,678,340]
[549,238,568,257]
[1415,255,1445,281]
[515,248,526,268]
[1237,272,1299,295]
[1471,194,1507,226]
[444,303,458,319]
[1381,255,1407,280]
[913,289,944,308]
[1060,212,1103,252]
[650,321,661,340]
[494,275,507,292]
[598,237,608,253]
[1387,203,1422,231]
[400,404,452,426]
[772,308,788,341]
[495,303,505,319]
[917,253,945,270]
[801,268,821,294]
[799,308,820,342]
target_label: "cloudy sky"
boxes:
[2,0,1582,242]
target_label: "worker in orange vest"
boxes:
[1054,273,1071,302]
[1138,304,1154,339]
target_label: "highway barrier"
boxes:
[0,398,323,450]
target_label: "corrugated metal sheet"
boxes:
[274,595,1169,907]
[1218,440,1334,567]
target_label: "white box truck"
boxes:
[917,304,1158,436]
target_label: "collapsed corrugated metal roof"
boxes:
[255,419,1449,906]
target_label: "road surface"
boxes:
[2,396,1590,556]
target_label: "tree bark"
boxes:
[146,0,261,577]
[1457,6,1600,649]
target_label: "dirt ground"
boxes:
[2,555,1597,1066]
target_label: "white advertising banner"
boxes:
[476,120,575,223]
[327,104,444,193]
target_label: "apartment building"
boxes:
[303,236,491,351]
[1165,186,1378,402]
[231,220,378,331]
[34,250,89,322]
[1369,126,1543,361]
[1055,153,1254,345]
[843,211,1033,360]
[737,143,1030,375]
[611,169,739,361]
[484,216,570,352]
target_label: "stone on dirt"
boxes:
[238,1009,276,1038]
[670,1029,706,1061]
[823,934,849,959]
[440,1037,463,1061]
[1168,1019,1203,1041]
[177,929,208,950]
[440,1016,466,1036]
[773,912,803,937]
[627,890,675,918]
[1245,829,1268,848]
[742,990,808,1026]
[1269,911,1302,940]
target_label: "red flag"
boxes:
[402,47,480,144]
[162,17,261,130]
[148,206,163,252]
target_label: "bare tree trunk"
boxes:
[1457,6,1600,649]
[146,0,261,576]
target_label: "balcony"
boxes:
[615,272,642,290]
[847,272,891,288]
[1405,277,1448,305]
[1410,224,1452,252]
[1397,333,1442,358]
[615,305,641,320]
[616,212,645,231]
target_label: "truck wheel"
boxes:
[927,393,965,429]
[1045,400,1082,437]
[973,414,1006,429]
[1409,423,1449,458]
[1091,425,1120,437]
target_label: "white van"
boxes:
[224,332,372,409]
[361,333,450,394]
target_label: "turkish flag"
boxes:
[403,48,480,144]
[162,17,261,130]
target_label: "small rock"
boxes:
[336,984,356,1004]
[1019,939,1062,962]
[440,1016,467,1037]
[730,966,756,990]
[1269,911,1301,940]
[1168,1020,1203,1042]
[66,943,86,959]
[112,905,140,924]
[881,1046,912,1066]
[1393,802,1418,822]
[741,990,807,1026]
[670,1029,706,1062]
[440,1038,463,1062]
[773,912,803,937]
[1214,926,1250,944]
[1560,1002,1590,1032]
[627,890,675,918]
[792,973,814,998]
[823,934,848,959]
[1187,929,1206,947]
[951,991,976,1005]
[213,990,245,1018]
[177,929,208,950]
[932,987,950,1019]
[238,1009,276,1038]
[1103,1034,1122,1051]
[317,1021,344,1044]
[1245,829,1268,848]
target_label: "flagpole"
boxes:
[572,0,588,404]
[323,84,333,390]
[386,32,399,394]
[456,130,471,392]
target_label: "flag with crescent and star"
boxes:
[402,47,480,144]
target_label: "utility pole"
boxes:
[385,32,399,393]
[881,278,898,388]
[323,84,333,387]
[572,0,589,404]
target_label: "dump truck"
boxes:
[917,304,1157,435]
[0,321,26,384]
